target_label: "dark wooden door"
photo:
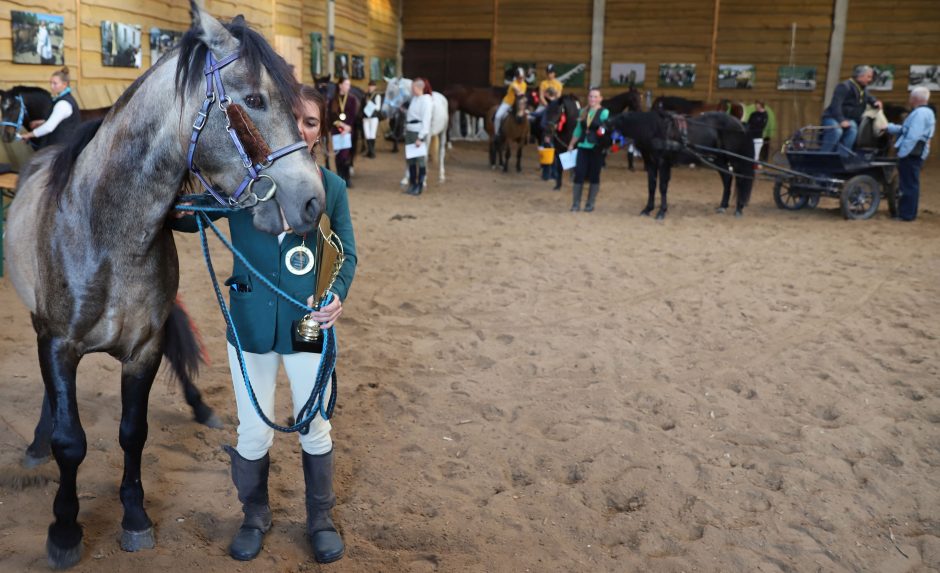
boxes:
[403,39,490,88]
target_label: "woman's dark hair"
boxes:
[298,84,326,124]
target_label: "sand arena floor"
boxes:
[1,142,938,572]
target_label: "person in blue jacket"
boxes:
[171,84,357,564]
[886,87,935,221]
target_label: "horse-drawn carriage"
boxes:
[771,126,898,220]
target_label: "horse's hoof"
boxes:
[121,528,155,552]
[655,211,667,220]
[47,537,82,569]
[23,451,52,469]
[715,207,726,214]
[640,209,652,217]
[734,210,743,218]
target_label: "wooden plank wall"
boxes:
[0,0,399,107]
[841,0,940,108]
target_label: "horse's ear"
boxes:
[383,76,394,83]
[189,0,238,56]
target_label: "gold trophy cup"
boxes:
[292,214,345,351]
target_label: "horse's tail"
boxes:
[163,298,220,427]
[49,118,103,206]
[163,297,207,384]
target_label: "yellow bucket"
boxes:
[538,147,555,165]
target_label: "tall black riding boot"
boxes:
[302,450,345,563]
[224,445,272,561]
[584,184,600,212]
[404,163,417,194]
[571,183,583,211]
[415,167,426,195]
[366,139,376,158]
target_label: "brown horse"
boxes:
[445,84,504,120]
[486,96,529,172]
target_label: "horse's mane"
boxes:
[175,15,299,112]
[48,119,104,205]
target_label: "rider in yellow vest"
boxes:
[495,68,528,136]
[538,64,563,109]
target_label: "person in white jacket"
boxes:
[403,78,432,195]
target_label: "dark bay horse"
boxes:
[602,88,642,114]
[1,86,111,146]
[543,94,580,189]
[3,3,324,568]
[652,95,708,115]
[606,111,755,219]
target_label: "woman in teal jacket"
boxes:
[567,86,610,212]
[172,85,356,564]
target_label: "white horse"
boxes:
[383,76,449,184]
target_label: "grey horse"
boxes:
[2,1,324,568]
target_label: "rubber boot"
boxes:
[224,446,272,561]
[571,183,583,211]
[404,163,417,194]
[409,167,425,195]
[303,450,345,563]
[584,184,600,212]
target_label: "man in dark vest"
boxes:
[820,65,882,153]
[20,66,82,149]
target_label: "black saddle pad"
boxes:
[0,163,14,175]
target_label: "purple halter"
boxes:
[187,50,308,207]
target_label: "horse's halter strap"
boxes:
[187,50,307,207]
[1,95,27,131]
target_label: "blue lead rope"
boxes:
[175,201,337,433]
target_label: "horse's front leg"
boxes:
[38,335,86,569]
[641,159,658,216]
[516,145,523,173]
[118,337,162,552]
[502,144,510,173]
[656,161,672,220]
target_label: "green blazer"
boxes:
[171,168,357,354]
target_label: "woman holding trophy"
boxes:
[170,85,357,564]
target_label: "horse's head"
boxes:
[0,90,24,143]
[382,77,411,117]
[514,95,528,117]
[182,2,323,235]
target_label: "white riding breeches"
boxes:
[227,343,333,460]
[363,116,379,140]
[494,102,511,135]
[753,138,764,160]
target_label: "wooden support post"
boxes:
[491,0,499,85]
[706,0,720,103]
[328,0,335,77]
[824,0,850,105]
[590,0,605,88]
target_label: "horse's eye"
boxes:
[245,94,264,109]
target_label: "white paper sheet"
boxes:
[332,132,352,151]
[559,149,578,170]
[405,143,428,159]
[364,101,377,118]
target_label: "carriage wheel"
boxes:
[884,171,899,218]
[773,179,808,210]
[840,174,881,220]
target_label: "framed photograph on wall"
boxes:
[553,63,585,88]
[101,21,142,68]
[370,56,381,81]
[310,33,323,78]
[149,27,183,67]
[863,64,895,91]
[351,55,365,80]
[335,52,349,79]
[717,64,755,89]
[610,63,645,87]
[383,58,396,78]
[659,64,696,88]
[12,11,65,65]
[777,66,816,90]
[908,65,940,91]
